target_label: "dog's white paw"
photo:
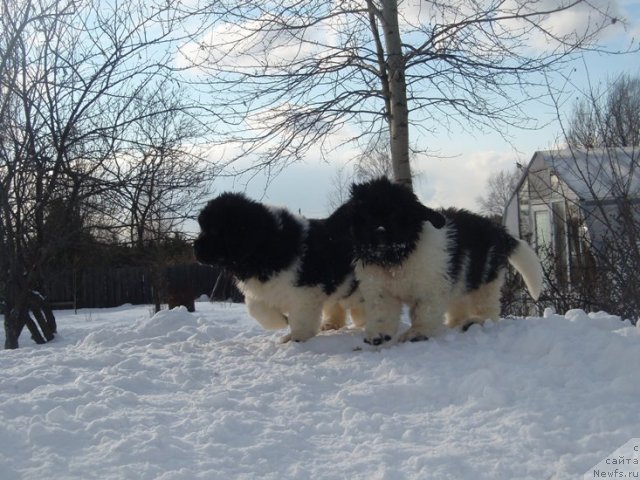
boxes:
[279,333,292,343]
[321,318,345,331]
[281,329,317,343]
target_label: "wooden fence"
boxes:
[41,264,243,310]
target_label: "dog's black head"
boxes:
[193,192,299,280]
[347,177,445,266]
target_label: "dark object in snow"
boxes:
[167,286,196,313]
[4,290,57,349]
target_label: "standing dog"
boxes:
[346,177,543,345]
[193,192,364,342]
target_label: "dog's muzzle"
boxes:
[193,235,213,264]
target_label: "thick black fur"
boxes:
[348,177,519,294]
[442,208,518,292]
[193,193,302,282]
[348,177,446,267]
[295,202,355,294]
[193,192,354,295]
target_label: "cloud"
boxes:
[414,150,520,212]
[524,0,627,51]
[233,148,526,218]
[175,8,351,73]
[399,0,629,56]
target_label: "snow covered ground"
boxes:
[1,300,639,480]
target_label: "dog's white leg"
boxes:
[286,301,323,342]
[445,297,472,330]
[363,293,403,345]
[245,296,288,330]
[447,276,504,331]
[400,299,448,342]
[321,302,347,331]
[340,291,367,328]
[349,304,366,329]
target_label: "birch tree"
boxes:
[186,0,627,189]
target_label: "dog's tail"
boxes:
[508,239,544,301]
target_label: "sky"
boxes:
[198,0,640,220]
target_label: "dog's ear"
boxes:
[421,205,446,229]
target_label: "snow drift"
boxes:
[1,302,638,479]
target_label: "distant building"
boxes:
[503,147,640,284]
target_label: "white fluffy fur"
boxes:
[356,222,542,344]
[238,265,364,343]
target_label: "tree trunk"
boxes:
[4,309,25,350]
[379,0,413,190]
[4,279,25,349]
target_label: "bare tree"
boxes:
[566,97,605,149]
[501,145,640,323]
[0,0,216,348]
[477,168,521,219]
[326,137,396,210]
[186,0,627,190]
[567,74,640,149]
[0,0,76,348]
[506,73,640,321]
[549,76,640,322]
[539,148,639,322]
[603,75,640,147]
[354,138,395,181]
[105,90,214,313]
[327,165,355,212]
[102,90,214,250]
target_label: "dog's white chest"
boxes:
[238,270,297,308]
[356,224,452,303]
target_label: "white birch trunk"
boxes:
[379,0,413,190]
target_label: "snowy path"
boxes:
[1,302,638,479]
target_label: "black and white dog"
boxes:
[193,192,364,342]
[346,177,543,345]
